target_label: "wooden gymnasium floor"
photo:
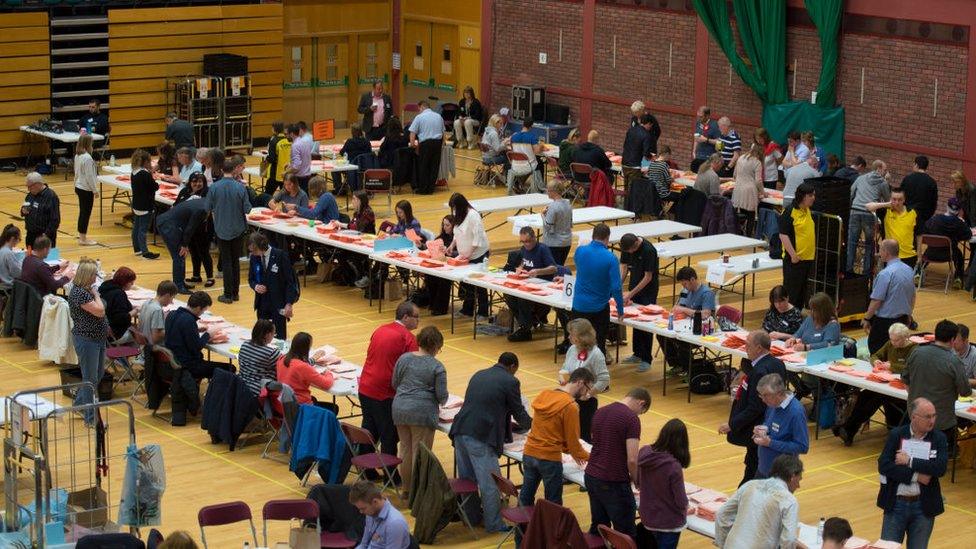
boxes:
[2,138,975,548]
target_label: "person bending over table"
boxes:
[267,172,309,211]
[275,331,336,409]
[156,141,179,182]
[658,266,715,374]
[448,193,491,319]
[541,180,573,265]
[715,455,806,549]
[247,232,299,340]
[422,215,455,315]
[157,192,209,295]
[619,232,660,373]
[559,318,610,442]
[763,285,804,341]
[238,318,280,397]
[288,175,340,224]
[778,182,817,309]
[567,223,624,357]
[175,146,203,184]
[98,267,136,344]
[784,292,840,352]
[19,235,68,295]
[506,226,557,343]
[833,322,915,446]
[391,326,448,497]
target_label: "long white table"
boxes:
[508,206,635,231]
[576,220,701,245]
[654,234,767,300]
[452,194,554,231]
[96,174,179,226]
[19,125,104,144]
[697,252,783,323]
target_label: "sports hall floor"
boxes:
[1,138,974,548]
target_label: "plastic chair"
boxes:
[76,533,145,548]
[449,477,480,539]
[598,524,637,549]
[341,422,403,497]
[127,326,150,402]
[262,499,319,546]
[475,143,505,188]
[568,162,593,206]
[491,471,533,548]
[363,168,393,216]
[106,327,142,391]
[150,345,184,423]
[198,501,257,549]
[146,528,164,549]
[505,151,532,194]
[917,234,954,294]
[716,305,742,325]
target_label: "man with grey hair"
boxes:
[863,238,915,354]
[693,153,723,196]
[717,116,741,177]
[782,150,821,206]
[21,172,60,248]
[754,372,808,478]
[715,454,804,549]
[720,330,787,485]
[846,159,891,274]
[877,397,947,549]
[164,111,194,149]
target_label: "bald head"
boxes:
[880,239,899,259]
[908,397,936,435]
[745,330,772,360]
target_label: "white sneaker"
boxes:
[621,354,641,364]
[453,310,472,318]
[354,276,370,288]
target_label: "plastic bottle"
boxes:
[482,256,489,272]
[817,517,825,540]
[109,154,116,167]
[692,310,703,335]
[667,311,674,331]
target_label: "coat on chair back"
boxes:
[701,195,739,236]
[586,169,615,208]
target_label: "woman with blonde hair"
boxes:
[951,170,976,226]
[480,114,507,166]
[69,259,109,425]
[559,318,610,442]
[158,530,199,549]
[74,133,98,246]
[731,143,765,236]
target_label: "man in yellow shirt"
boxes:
[868,188,918,268]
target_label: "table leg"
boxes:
[450,282,456,334]
[813,376,822,440]
[686,344,693,404]
[99,181,104,226]
[472,287,477,340]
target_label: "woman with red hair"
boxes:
[98,266,137,343]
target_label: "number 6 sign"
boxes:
[562,274,575,300]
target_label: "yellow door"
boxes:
[315,36,349,127]
[354,34,390,123]
[431,23,459,102]
[401,19,432,108]
[282,38,315,124]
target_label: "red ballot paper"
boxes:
[405,228,422,243]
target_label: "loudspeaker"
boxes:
[512,85,546,123]
[546,104,569,125]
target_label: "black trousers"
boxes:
[75,188,94,235]
[358,393,399,457]
[189,233,213,279]
[367,125,386,141]
[740,442,759,487]
[258,308,288,340]
[26,229,55,249]
[460,252,489,317]
[690,158,707,173]
[577,396,598,443]
[782,259,814,309]
[425,275,451,315]
[550,245,571,266]
[630,290,657,362]
[869,315,909,355]
[415,138,442,194]
[571,306,610,356]
[843,391,905,434]
[264,177,282,196]
[217,235,243,299]
[295,174,311,195]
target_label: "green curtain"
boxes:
[762,101,845,161]
[693,0,788,105]
[804,0,844,107]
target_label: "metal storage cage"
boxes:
[222,75,252,151]
[169,76,223,149]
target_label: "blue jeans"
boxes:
[454,435,505,532]
[880,499,935,549]
[132,212,152,254]
[518,455,564,506]
[584,474,636,537]
[650,530,681,549]
[845,211,876,273]
[161,232,187,291]
[73,334,106,424]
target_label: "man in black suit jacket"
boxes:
[877,397,947,548]
[156,198,209,294]
[247,232,299,339]
[449,352,532,534]
[719,330,787,486]
[357,81,394,140]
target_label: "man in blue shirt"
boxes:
[659,266,716,372]
[506,227,558,342]
[350,481,411,549]
[569,224,624,356]
[507,119,544,194]
[754,372,809,478]
[691,105,720,173]
[863,239,916,355]
[408,99,444,194]
[206,152,252,304]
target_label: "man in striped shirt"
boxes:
[646,146,677,207]
[718,116,742,177]
[288,123,313,193]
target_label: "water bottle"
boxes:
[692,310,703,335]
[482,256,489,272]
[667,312,674,331]
[817,517,825,540]
[109,154,116,167]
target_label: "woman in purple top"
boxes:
[637,418,691,549]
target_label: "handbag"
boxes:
[288,520,319,549]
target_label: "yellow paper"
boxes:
[701,336,720,342]
[229,346,240,355]
[837,358,855,366]
[960,396,973,403]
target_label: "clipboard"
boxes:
[374,236,414,251]
[805,345,844,366]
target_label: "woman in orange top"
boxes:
[276,331,336,411]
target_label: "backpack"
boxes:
[689,359,724,395]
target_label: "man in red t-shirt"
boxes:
[358,301,420,465]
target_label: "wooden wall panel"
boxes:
[0,12,50,158]
[108,4,283,150]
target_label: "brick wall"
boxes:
[487,1,971,197]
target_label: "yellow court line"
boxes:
[105,405,305,496]
[846,474,976,518]
[687,454,743,471]
[300,296,376,323]
[0,354,49,374]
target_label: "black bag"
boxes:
[363,273,384,299]
[408,287,431,308]
[689,359,723,395]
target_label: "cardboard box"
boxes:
[67,487,108,529]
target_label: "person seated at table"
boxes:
[339,123,374,192]
[658,267,715,374]
[380,199,422,237]
[276,331,337,409]
[572,130,613,182]
[763,285,804,341]
[378,116,408,169]
[557,128,580,179]
[785,292,840,352]
[174,171,208,204]
[646,145,678,204]
[80,98,109,136]
[480,114,508,167]
[0,224,23,288]
[923,197,972,286]
[196,147,214,184]
[288,175,340,224]
[345,191,377,288]
[558,318,609,442]
[238,318,280,397]
[156,141,179,182]
[506,227,558,343]
[138,280,177,345]
[19,235,69,295]
[506,119,544,195]
[693,153,723,197]
[423,215,457,315]
[833,322,916,446]
[267,172,309,211]
[175,147,202,184]
[98,266,137,344]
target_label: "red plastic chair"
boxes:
[449,477,480,539]
[106,326,142,391]
[198,501,257,549]
[341,422,403,497]
[506,151,532,194]
[363,168,394,215]
[917,234,955,294]
[716,305,743,325]
[599,524,637,549]
[568,162,593,205]
[262,499,319,547]
[491,471,533,548]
